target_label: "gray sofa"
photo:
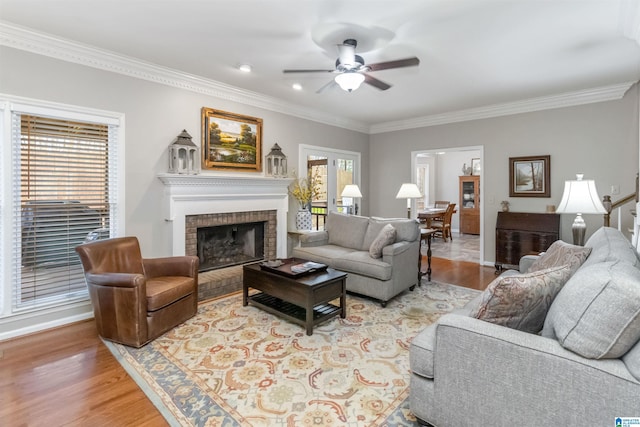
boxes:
[292,211,420,306]
[410,226,640,426]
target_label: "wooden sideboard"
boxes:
[495,212,560,271]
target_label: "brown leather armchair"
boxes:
[75,236,198,347]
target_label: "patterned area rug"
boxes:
[104,281,478,426]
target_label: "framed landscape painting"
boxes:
[509,155,550,197]
[201,107,262,171]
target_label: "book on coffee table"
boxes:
[259,258,327,277]
[290,261,326,274]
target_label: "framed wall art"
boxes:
[471,158,481,176]
[201,107,262,171]
[509,155,550,197]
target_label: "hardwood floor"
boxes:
[0,257,494,426]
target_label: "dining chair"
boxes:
[75,236,199,347]
[434,200,450,209]
[432,203,456,242]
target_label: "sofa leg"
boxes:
[380,301,387,308]
[409,285,416,291]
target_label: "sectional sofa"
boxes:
[409,226,640,426]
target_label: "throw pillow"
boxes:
[528,240,591,275]
[369,223,396,259]
[469,264,572,333]
[541,261,640,359]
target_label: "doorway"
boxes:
[412,146,484,264]
[299,145,361,230]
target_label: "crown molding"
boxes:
[0,21,370,133]
[1,21,636,136]
[369,82,636,134]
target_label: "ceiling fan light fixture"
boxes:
[334,72,365,92]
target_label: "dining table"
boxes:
[417,208,447,227]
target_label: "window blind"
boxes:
[11,113,115,310]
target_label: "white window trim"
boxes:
[0,94,126,340]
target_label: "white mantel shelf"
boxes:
[157,173,293,188]
[157,173,293,257]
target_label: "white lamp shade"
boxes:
[556,174,606,214]
[395,183,422,199]
[334,72,365,92]
[341,184,363,198]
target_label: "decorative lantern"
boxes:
[168,129,200,175]
[265,143,287,177]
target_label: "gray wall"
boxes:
[1,46,638,264]
[369,85,639,264]
[0,47,370,257]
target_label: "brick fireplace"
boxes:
[158,173,291,300]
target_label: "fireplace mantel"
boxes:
[158,173,292,257]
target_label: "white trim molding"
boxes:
[157,173,293,258]
[1,21,636,135]
[369,82,637,134]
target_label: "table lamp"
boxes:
[395,183,422,219]
[341,184,362,215]
[555,173,606,246]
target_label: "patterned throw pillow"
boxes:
[469,264,572,333]
[528,240,591,275]
[369,223,396,259]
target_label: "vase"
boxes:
[295,208,312,230]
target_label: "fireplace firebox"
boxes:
[196,221,265,272]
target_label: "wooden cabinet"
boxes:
[495,212,560,271]
[459,175,480,234]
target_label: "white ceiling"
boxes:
[1,0,640,131]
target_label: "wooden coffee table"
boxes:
[242,260,347,335]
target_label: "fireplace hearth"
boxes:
[158,173,291,301]
[186,210,277,300]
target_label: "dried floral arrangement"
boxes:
[289,171,322,208]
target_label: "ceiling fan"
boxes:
[283,39,420,93]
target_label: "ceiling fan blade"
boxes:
[316,80,337,94]
[283,69,335,73]
[363,74,391,91]
[366,57,420,72]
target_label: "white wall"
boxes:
[370,84,639,265]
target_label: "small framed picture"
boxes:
[471,158,481,175]
[509,155,551,197]
[201,107,262,171]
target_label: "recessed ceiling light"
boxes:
[238,64,252,73]
[292,83,302,91]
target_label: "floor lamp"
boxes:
[555,174,606,246]
[341,184,362,215]
[395,183,422,219]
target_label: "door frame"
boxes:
[411,145,484,264]
[299,144,362,214]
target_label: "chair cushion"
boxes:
[527,240,591,275]
[292,245,357,266]
[369,224,396,258]
[326,212,369,250]
[146,276,195,312]
[333,251,392,281]
[542,261,640,359]
[362,217,419,250]
[582,226,640,268]
[469,264,572,333]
